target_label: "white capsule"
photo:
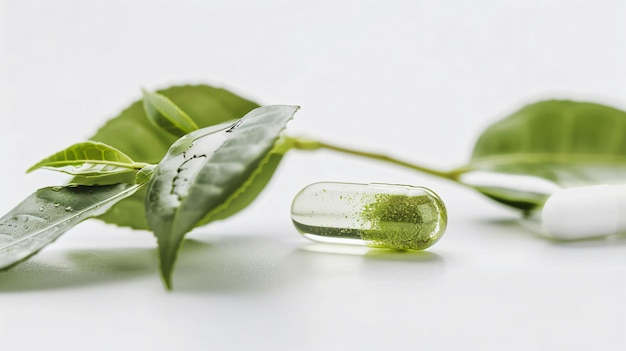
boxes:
[541,185,626,239]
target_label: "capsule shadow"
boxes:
[479,216,626,247]
[365,248,443,262]
[477,216,556,240]
[543,233,626,248]
[517,217,626,246]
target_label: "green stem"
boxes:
[286,136,461,183]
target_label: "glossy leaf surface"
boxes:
[146,105,298,288]
[0,184,142,270]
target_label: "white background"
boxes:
[3,1,626,350]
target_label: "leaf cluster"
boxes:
[3,84,626,289]
[1,86,296,288]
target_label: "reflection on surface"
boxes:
[172,236,306,293]
[0,247,158,292]
[295,242,447,286]
[0,239,218,292]
[0,232,448,292]
[300,243,444,263]
[477,216,550,240]
[300,243,370,256]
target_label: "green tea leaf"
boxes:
[142,90,199,137]
[197,146,286,224]
[83,85,259,230]
[146,105,299,288]
[28,141,146,177]
[457,100,626,210]
[0,183,142,270]
[70,172,151,229]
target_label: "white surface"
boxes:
[3,1,626,350]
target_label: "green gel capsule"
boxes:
[291,182,447,250]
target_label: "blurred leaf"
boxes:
[142,90,199,137]
[457,100,626,210]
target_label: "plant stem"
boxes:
[286,136,461,183]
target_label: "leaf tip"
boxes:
[25,164,37,174]
[159,261,175,290]
[162,276,174,290]
[157,238,183,291]
[141,89,153,105]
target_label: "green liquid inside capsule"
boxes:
[360,194,445,250]
[292,183,447,251]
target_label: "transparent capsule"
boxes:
[291,182,447,250]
